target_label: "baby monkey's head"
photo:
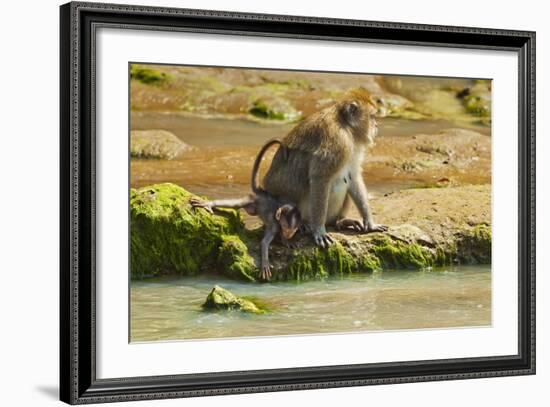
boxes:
[275,204,301,240]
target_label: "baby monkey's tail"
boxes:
[251,138,286,194]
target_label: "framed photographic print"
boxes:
[60,1,536,404]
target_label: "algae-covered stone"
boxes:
[130,130,189,159]
[130,65,171,85]
[455,224,492,264]
[283,242,379,282]
[454,80,491,121]
[463,89,491,117]
[217,235,256,282]
[249,97,301,121]
[202,285,264,314]
[130,183,246,279]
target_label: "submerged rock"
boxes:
[202,285,264,314]
[130,130,189,159]
[130,183,492,282]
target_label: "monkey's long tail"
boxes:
[251,138,284,194]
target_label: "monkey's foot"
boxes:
[335,218,364,232]
[312,231,335,248]
[260,264,272,281]
[189,198,214,214]
[365,223,389,233]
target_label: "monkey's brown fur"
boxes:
[263,89,387,247]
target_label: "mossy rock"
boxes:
[457,81,492,118]
[202,285,265,314]
[455,224,492,264]
[217,235,256,282]
[463,93,491,117]
[130,183,492,282]
[249,97,301,121]
[130,130,189,159]
[130,183,248,279]
[130,65,171,85]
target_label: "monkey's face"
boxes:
[281,222,299,240]
[276,205,301,240]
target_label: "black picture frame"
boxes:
[60,1,536,404]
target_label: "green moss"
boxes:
[202,285,265,314]
[217,235,256,282]
[371,237,435,269]
[249,98,301,121]
[322,243,356,276]
[130,65,171,85]
[357,253,382,272]
[463,94,490,116]
[130,183,247,280]
[434,246,455,266]
[462,82,491,118]
[286,251,328,282]
[456,224,492,264]
[284,242,378,281]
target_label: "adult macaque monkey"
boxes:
[263,89,388,248]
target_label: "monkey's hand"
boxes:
[189,198,214,214]
[364,221,388,233]
[312,227,335,248]
[260,264,272,281]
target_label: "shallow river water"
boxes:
[130,265,491,342]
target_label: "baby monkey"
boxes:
[190,139,301,281]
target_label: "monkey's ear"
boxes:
[275,207,283,221]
